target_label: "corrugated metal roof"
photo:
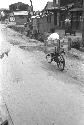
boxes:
[46,2,53,10]
[44,2,57,10]
[42,2,59,11]
[13,11,28,15]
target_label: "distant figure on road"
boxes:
[65,18,71,29]
[65,18,76,36]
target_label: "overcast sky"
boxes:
[0,0,53,11]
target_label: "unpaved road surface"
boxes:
[0,24,84,125]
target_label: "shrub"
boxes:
[72,41,80,50]
[8,25,24,34]
[71,38,82,50]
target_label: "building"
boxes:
[45,1,60,27]
[69,0,83,30]
[9,11,29,25]
[59,0,83,30]
[9,2,33,25]
[31,13,55,33]
[31,1,62,33]
[31,2,57,33]
[42,1,60,31]
[14,11,28,25]
[53,0,83,30]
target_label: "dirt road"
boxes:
[0,24,84,125]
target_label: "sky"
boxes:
[0,0,53,11]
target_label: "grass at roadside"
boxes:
[8,25,25,34]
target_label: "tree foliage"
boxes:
[9,2,29,11]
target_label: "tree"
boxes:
[1,9,10,21]
[9,2,29,11]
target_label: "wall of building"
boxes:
[71,11,83,30]
[15,15,27,25]
[37,14,55,33]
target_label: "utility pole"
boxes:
[30,0,33,12]
[82,0,84,46]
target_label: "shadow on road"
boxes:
[19,45,44,52]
